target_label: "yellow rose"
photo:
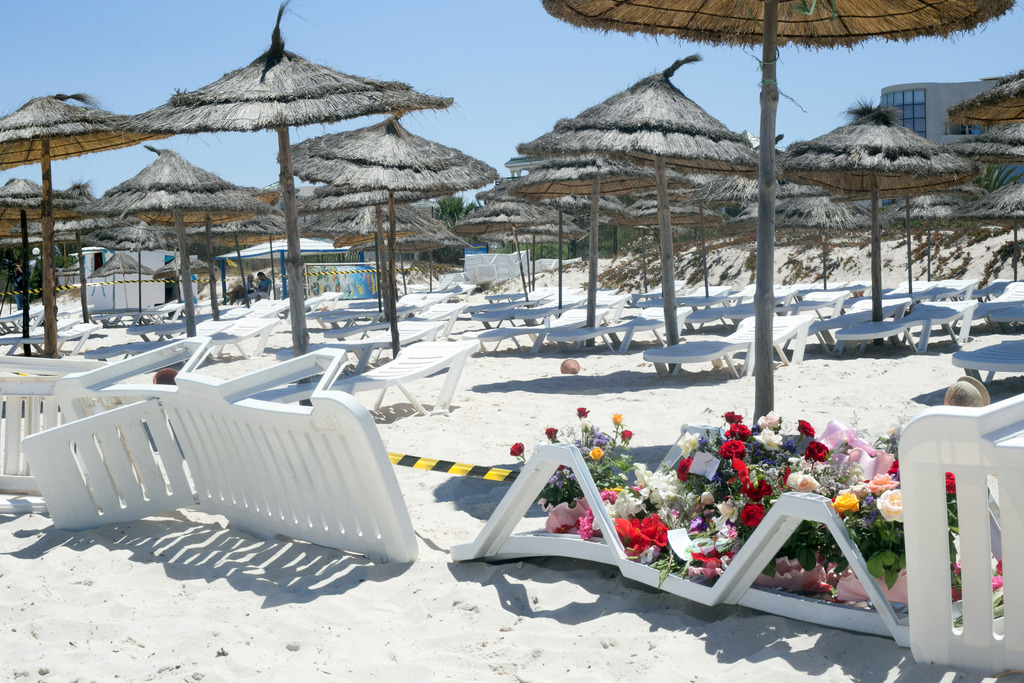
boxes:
[612,414,623,426]
[832,492,860,515]
[590,447,604,460]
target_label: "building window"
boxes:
[881,89,926,137]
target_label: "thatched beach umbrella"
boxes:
[779,103,978,321]
[132,7,453,357]
[961,183,1024,281]
[949,69,1024,127]
[518,55,757,349]
[90,252,154,310]
[621,197,705,294]
[83,220,175,313]
[731,196,872,289]
[82,147,278,336]
[292,116,497,355]
[190,214,286,302]
[540,0,1010,420]
[0,93,167,357]
[510,155,655,320]
[0,177,84,342]
[880,189,981,281]
[153,255,209,281]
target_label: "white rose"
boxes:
[677,432,702,458]
[786,472,821,494]
[757,411,781,430]
[755,430,783,450]
[700,491,716,506]
[877,489,904,523]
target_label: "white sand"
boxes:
[1,238,1021,682]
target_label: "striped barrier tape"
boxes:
[388,452,518,483]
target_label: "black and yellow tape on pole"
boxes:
[388,452,519,483]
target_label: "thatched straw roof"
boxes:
[153,255,209,279]
[131,8,452,135]
[539,193,629,219]
[948,69,1024,126]
[730,196,872,231]
[961,182,1024,222]
[509,156,658,199]
[187,213,285,239]
[0,177,84,224]
[778,103,979,198]
[306,204,441,247]
[6,221,79,244]
[453,182,571,237]
[341,222,469,253]
[83,223,175,252]
[949,123,1024,163]
[518,56,757,176]
[0,94,166,170]
[91,252,153,279]
[540,0,1011,49]
[881,190,982,225]
[83,147,280,226]
[693,174,828,207]
[620,198,704,228]
[300,185,426,214]
[292,117,498,194]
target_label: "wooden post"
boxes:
[268,235,279,300]
[753,0,779,421]
[656,157,679,348]
[512,229,529,302]
[821,230,828,290]
[39,138,58,358]
[137,249,144,313]
[588,177,600,330]
[699,205,709,297]
[174,211,197,337]
[205,214,220,320]
[1015,221,1019,281]
[531,234,537,291]
[870,178,883,323]
[386,190,401,357]
[641,229,648,293]
[374,206,385,313]
[557,209,563,309]
[905,193,913,298]
[19,210,30,353]
[74,229,90,323]
[400,251,408,296]
[234,234,250,308]
[277,126,309,357]
[925,224,931,281]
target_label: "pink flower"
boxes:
[993,575,1004,591]
[864,473,899,494]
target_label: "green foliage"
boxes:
[973,164,1024,193]
[432,196,479,265]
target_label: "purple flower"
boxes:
[689,517,708,533]
[781,439,797,454]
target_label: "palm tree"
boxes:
[974,164,1024,193]
[433,195,479,264]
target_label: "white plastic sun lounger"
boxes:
[406,302,469,340]
[452,441,909,646]
[22,355,419,563]
[971,283,1024,330]
[544,307,692,354]
[307,319,446,373]
[644,314,812,378]
[833,301,976,355]
[0,321,103,357]
[951,339,1024,384]
[465,308,599,354]
[204,317,280,360]
[0,305,43,334]
[776,289,849,319]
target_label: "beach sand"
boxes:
[2,239,1022,682]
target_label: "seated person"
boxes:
[226,274,256,304]
[255,272,272,300]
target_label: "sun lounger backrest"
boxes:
[900,395,1024,675]
[25,369,418,564]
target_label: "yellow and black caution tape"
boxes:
[388,452,518,483]
[0,277,212,297]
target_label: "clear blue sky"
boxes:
[2,1,1022,200]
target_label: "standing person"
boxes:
[13,262,27,311]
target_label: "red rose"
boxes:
[719,439,746,460]
[621,430,633,441]
[637,515,668,548]
[725,423,752,441]
[888,460,900,476]
[677,457,692,482]
[741,479,773,502]
[724,411,743,424]
[545,427,558,442]
[740,503,766,527]
[731,457,750,486]
[803,441,829,463]
[577,407,590,418]
[797,420,815,438]
[510,442,525,458]
[945,472,957,496]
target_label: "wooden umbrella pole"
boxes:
[557,209,563,309]
[39,138,58,358]
[277,126,309,357]
[753,0,779,421]
[268,235,278,299]
[75,229,90,323]
[699,205,709,297]
[870,178,883,323]
[512,228,529,303]
[374,205,385,313]
[656,157,679,348]
[905,193,913,297]
[531,234,537,291]
[400,251,407,296]
[174,211,197,337]
[137,249,144,313]
[234,234,250,308]
[205,214,220,320]
[428,251,433,292]
[19,210,30,352]
[386,190,401,357]
[641,230,647,293]
[821,230,828,290]
[926,223,932,281]
[1015,221,1020,281]
[587,177,600,330]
